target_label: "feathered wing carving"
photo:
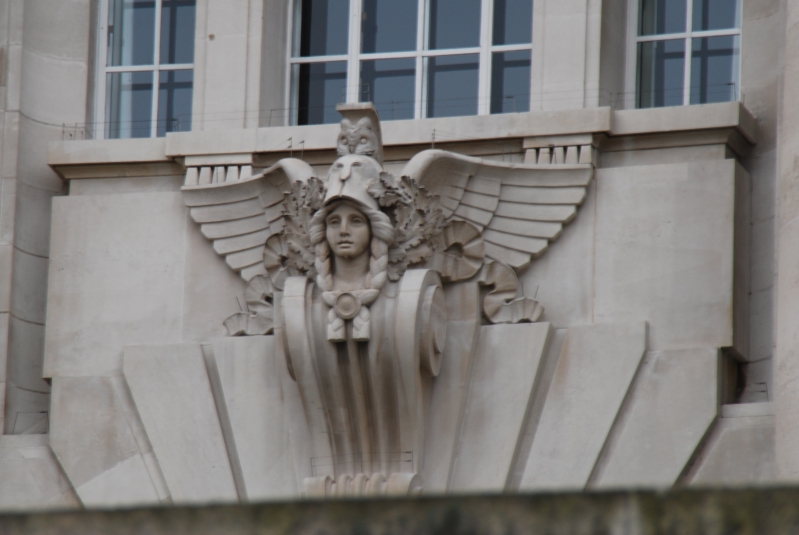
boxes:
[181,158,317,282]
[403,149,592,270]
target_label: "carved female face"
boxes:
[325,203,371,260]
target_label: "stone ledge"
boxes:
[46,102,756,179]
[2,488,799,534]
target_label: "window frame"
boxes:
[285,0,534,125]
[94,0,196,139]
[626,0,742,109]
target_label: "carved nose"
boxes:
[339,164,351,181]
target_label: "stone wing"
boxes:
[181,158,316,281]
[403,149,593,269]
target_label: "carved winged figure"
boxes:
[181,103,593,497]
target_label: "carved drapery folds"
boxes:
[181,103,593,496]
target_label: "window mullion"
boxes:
[414,0,427,119]
[97,0,110,139]
[682,0,693,106]
[477,0,493,115]
[346,0,363,104]
[151,0,163,137]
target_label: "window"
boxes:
[97,0,196,138]
[636,0,740,108]
[289,0,533,125]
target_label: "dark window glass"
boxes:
[296,0,349,57]
[427,54,479,117]
[157,69,193,136]
[640,0,686,35]
[107,0,155,66]
[160,0,195,64]
[428,0,480,49]
[361,0,416,53]
[491,50,530,114]
[690,35,738,104]
[638,39,685,107]
[360,58,415,120]
[296,61,347,125]
[692,0,739,31]
[493,0,532,45]
[106,71,153,138]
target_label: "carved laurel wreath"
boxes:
[224,172,543,337]
[225,173,446,336]
[282,172,446,282]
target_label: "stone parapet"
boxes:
[1,489,799,534]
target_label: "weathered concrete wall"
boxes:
[3,489,799,534]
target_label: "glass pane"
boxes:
[690,35,739,104]
[493,0,532,45]
[360,58,415,120]
[295,61,347,125]
[157,69,193,136]
[294,0,349,57]
[637,39,685,108]
[692,0,740,31]
[426,54,479,118]
[428,0,480,49]
[640,0,686,35]
[105,71,153,138]
[491,50,530,114]
[107,0,155,66]
[160,0,196,64]
[361,0,417,53]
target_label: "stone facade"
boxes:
[0,0,788,511]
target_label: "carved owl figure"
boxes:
[337,117,381,160]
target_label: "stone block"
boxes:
[12,180,61,257]
[16,118,65,193]
[43,193,188,378]
[3,384,49,434]
[521,321,646,491]
[592,348,719,488]
[0,177,16,245]
[0,312,11,386]
[6,315,48,394]
[8,247,48,324]
[594,160,742,353]
[123,343,238,504]
[0,435,79,511]
[422,282,482,492]
[49,376,164,508]
[0,244,10,312]
[691,404,776,485]
[206,336,297,501]
[451,322,552,493]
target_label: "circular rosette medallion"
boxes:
[334,292,361,320]
[263,234,298,289]
[431,220,485,282]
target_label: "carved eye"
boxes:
[327,216,341,226]
[351,162,362,167]
[335,163,343,169]
[339,135,347,142]
[360,137,368,144]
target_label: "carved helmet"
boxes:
[324,154,382,210]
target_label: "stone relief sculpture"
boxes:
[181,104,593,497]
